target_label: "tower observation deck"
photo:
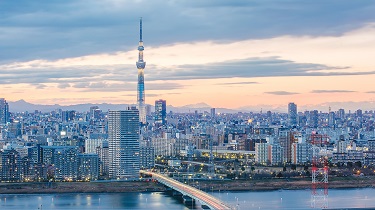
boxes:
[136,17,146,124]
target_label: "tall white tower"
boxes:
[136,18,146,124]
[108,108,140,179]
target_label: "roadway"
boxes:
[141,170,233,210]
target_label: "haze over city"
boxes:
[1,1,375,111]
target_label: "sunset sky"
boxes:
[1,1,375,111]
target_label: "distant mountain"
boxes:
[8,99,375,113]
[180,102,211,109]
[9,100,61,112]
[8,100,133,113]
[238,104,286,113]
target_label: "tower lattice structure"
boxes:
[136,18,146,124]
[310,132,329,209]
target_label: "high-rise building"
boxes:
[139,146,155,169]
[78,154,99,181]
[291,143,312,164]
[210,108,216,118]
[288,103,297,127]
[328,112,335,127]
[309,110,319,128]
[136,18,147,124]
[279,131,300,162]
[155,99,166,125]
[338,108,345,119]
[0,149,22,182]
[108,108,140,179]
[0,98,9,125]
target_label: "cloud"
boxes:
[311,90,356,93]
[216,81,259,85]
[148,57,371,81]
[1,1,375,62]
[57,83,71,89]
[265,91,299,95]
[366,91,375,94]
[34,84,47,89]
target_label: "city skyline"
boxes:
[2,1,375,109]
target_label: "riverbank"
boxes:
[1,176,374,194]
[0,181,165,194]
[196,176,375,191]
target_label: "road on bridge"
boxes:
[141,170,233,210]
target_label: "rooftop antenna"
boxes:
[139,17,142,41]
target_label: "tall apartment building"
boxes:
[0,149,22,182]
[108,108,140,179]
[291,143,312,164]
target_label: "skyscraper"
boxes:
[288,102,297,127]
[154,99,166,125]
[309,110,319,128]
[108,108,140,179]
[0,98,9,125]
[210,108,216,118]
[136,18,146,124]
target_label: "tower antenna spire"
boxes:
[140,17,142,41]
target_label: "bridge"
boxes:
[141,170,234,210]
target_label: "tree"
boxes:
[276,172,283,178]
[291,164,297,170]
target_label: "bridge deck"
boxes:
[141,170,233,210]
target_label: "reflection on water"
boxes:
[0,192,191,210]
[0,188,374,209]
[213,188,375,209]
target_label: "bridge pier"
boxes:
[182,195,196,205]
[201,204,210,209]
[172,190,183,196]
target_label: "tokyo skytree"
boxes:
[136,18,146,124]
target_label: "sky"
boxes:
[1,0,375,111]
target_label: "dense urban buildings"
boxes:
[1,98,375,182]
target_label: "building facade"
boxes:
[108,108,140,179]
[0,98,9,125]
[288,102,297,127]
[155,99,166,125]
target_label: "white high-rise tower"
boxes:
[136,18,146,124]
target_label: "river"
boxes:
[0,188,374,209]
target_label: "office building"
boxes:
[108,108,140,179]
[0,98,9,125]
[210,108,216,118]
[288,103,297,127]
[155,99,166,125]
